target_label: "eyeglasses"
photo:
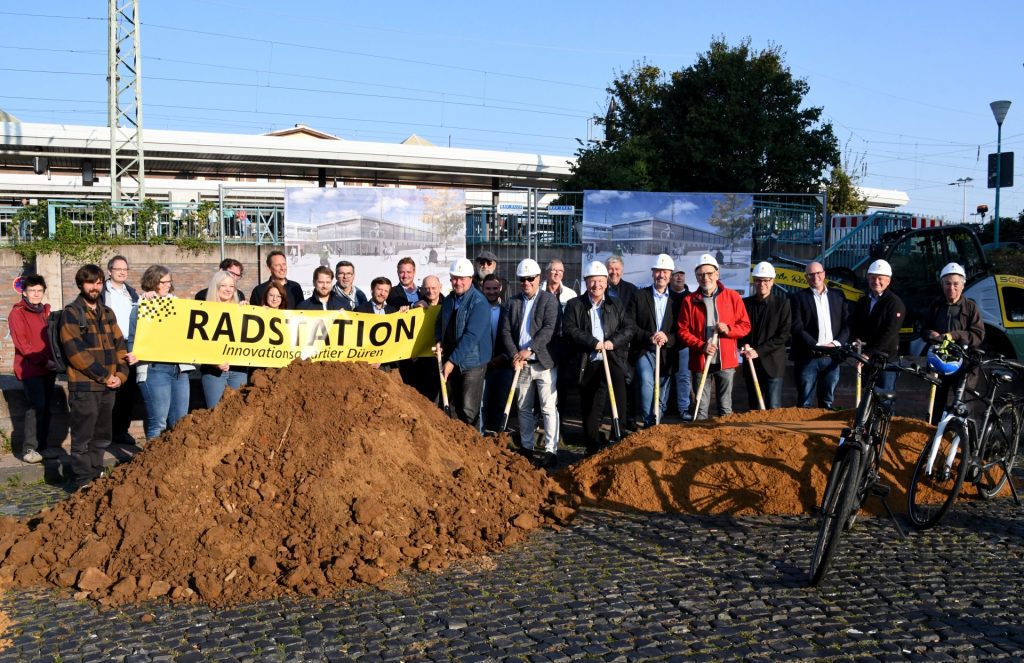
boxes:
[695,271,717,278]
[754,278,773,284]
[159,279,172,284]
[110,267,128,273]
[227,270,242,279]
[519,276,537,283]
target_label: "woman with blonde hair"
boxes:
[198,270,248,407]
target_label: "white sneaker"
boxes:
[21,450,42,464]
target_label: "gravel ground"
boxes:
[0,474,1023,661]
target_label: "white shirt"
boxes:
[104,280,135,336]
[652,288,669,329]
[812,287,836,346]
[518,293,537,351]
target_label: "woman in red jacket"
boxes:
[9,274,57,463]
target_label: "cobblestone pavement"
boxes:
[1,476,1023,662]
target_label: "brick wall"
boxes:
[0,245,284,373]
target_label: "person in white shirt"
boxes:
[101,255,140,446]
[789,261,850,408]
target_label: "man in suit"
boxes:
[297,266,347,310]
[790,261,850,409]
[739,262,791,410]
[479,273,511,433]
[356,276,399,371]
[500,259,559,467]
[852,259,905,393]
[629,254,679,427]
[563,261,636,455]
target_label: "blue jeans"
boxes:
[744,361,784,410]
[675,347,691,414]
[796,356,842,408]
[636,351,671,426]
[201,369,248,409]
[139,364,193,439]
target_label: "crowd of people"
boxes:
[8,246,981,485]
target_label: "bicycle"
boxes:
[808,345,933,586]
[906,343,1024,530]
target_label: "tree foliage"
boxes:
[825,163,868,214]
[563,38,840,194]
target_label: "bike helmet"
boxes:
[927,345,962,376]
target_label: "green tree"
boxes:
[708,194,754,263]
[563,38,839,194]
[825,163,868,214]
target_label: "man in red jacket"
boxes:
[677,253,751,420]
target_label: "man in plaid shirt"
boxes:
[60,264,129,491]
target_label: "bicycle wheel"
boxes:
[907,419,969,529]
[978,401,1021,500]
[809,446,862,586]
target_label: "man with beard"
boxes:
[298,266,347,310]
[480,273,511,432]
[356,277,399,371]
[473,250,498,290]
[332,260,368,311]
[60,264,129,491]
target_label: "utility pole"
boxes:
[108,0,146,203]
[948,177,973,224]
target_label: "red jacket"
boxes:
[677,285,751,372]
[9,298,53,380]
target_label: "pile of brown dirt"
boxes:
[0,362,575,607]
[561,408,954,516]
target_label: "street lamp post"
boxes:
[949,177,973,224]
[990,100,1011,249]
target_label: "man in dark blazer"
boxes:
[790,261,850,409]
[356,276,399,371]
[500,259,559,467]
[249,250,304,309]
[740,262,791,410]
[628,254,679,427]
[852,259,905,393]
[564,261,636,455]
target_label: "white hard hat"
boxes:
[696,253,719,270]
[583,261,609,278]
[516,258,541,278]
[867,259,893,277]
[940,262,966,280]
[651,253,675,271]
[751,261,776,279]
[449,258,474,278]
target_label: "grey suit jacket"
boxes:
[500,290,559,370]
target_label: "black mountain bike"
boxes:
[808,345,934,587]
[906,345,1024,529]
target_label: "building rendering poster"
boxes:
[285,187,467,297]
[582,190,754,295]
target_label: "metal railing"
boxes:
[820,211,916,272]
[43,200,285,246]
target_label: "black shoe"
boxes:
[114,433,137,447]
[519,447,535,461]
[537,452,558,469]
[681,412,694,422]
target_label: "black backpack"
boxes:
[47,301,87,374]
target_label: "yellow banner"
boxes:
[133,298,440,367]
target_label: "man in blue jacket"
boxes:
[435,258,493,427]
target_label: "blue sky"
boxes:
[2,1,1022,221]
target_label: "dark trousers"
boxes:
[21,374,56,452]
[447,364,487,429]
[481,366,514,432]
[579,359,627,452]
[406,357,441,404]
[69,390,115,484]
[111,364,138,438]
